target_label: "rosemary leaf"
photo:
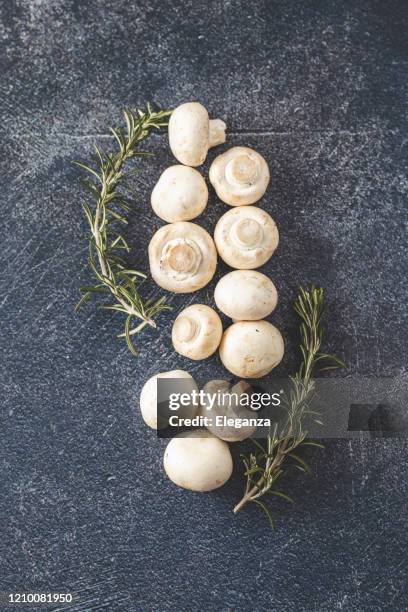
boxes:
[233,285,345,527]
[74,106,172,354]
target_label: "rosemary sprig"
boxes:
[74,105,172,355]
[233,286,345,527]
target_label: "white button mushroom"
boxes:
[219,320,284,378]
[148,221,217,293]
[163,429,233,492]
[201,379,257,442]
[209,146,270,206]
[139,370,199,430]
[214,206,279,269]
[151,165,208,223]
[172,304,223,360]
[214,270,278,321]
[168,102,227,167]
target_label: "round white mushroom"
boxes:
[201,379,257,442]
[214,206,279,269]
[209,146,270,206]
[219,320,284,378]
[163,429,233,491]
[168,102,227,167]
[172,304,223,360]
[140,370,198,430]
[214,270,278,320]
[149,221,217,293]
[151,165,208,223]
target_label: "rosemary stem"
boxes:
[233,434,291,514]
[233,482,264,514]
[233,287,344,526]
[92,141,153,326]
[75,106,172,354]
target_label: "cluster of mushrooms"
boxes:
[140,102,284,493]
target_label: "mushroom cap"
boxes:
[214,270,278,320]
[209,146,270,206]
[151,165,208,223]
[169,102,210,167]
[219,320,284,378]
[214,206,279,269]
[140,370,198,430]
[163,429,233,491]
[149,221,217,293]
[172,304,223,360]
[201,380,257,442]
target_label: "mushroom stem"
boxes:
[209,119,227,148]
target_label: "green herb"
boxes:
[233,286,345,527]
[74,105,171,355]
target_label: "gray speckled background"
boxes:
[1,1,407,610]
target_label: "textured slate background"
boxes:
[1,1,407,610]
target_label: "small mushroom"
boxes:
[168,102,227,167]
[214,206,279,269]
[201,379,257,442]
[209,146,270,206]
[151,165,208,223]
[139,370,198,430]
[149,221,217,293]
[214,270,278,320]
[172,304,223,360]
[219,320,284,378]
[163,429,233,491]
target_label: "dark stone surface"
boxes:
[0,1,407,610]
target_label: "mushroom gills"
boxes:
[209,146,270,206]
[214,206,278,269]
[149,221,217,293]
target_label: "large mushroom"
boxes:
[172,304,223,360]
[164,429,233,491]
[139,370,199,430]
[219,320,284,378]
[214,270,278,320]
[168,102,227,167]
[214,206,279,269]
[149,222,217,293]
[151,165,208,223]
[209,146,270,206]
